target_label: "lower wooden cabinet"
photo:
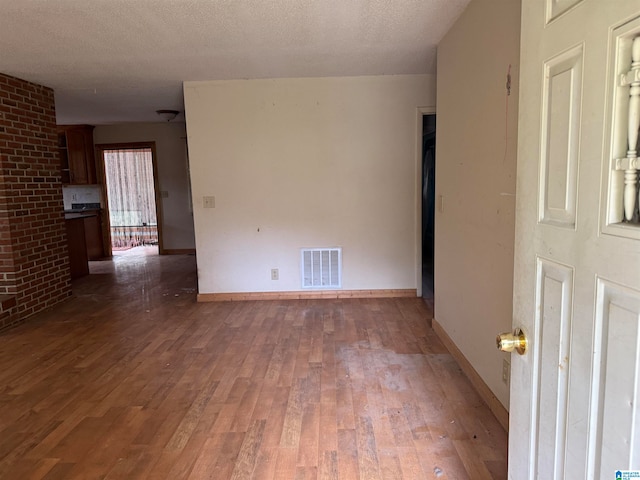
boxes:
[83,213,104,260]
[65,211,104,279]
[65,218,89,279]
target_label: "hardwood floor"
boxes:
[0,252,507,479]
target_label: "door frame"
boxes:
[95,142,165,256]
[415,106,436,298]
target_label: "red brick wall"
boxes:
[0,73,71,331]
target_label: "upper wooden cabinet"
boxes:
[58,125,96,184]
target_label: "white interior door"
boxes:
[512,1,640,478]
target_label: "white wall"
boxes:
[435,0,520,408]
[93,122,196,251]
[184,75,435,294]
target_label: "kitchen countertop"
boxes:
[64,209,100,220]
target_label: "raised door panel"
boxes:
[545,0,583,23]
[532,258,574,479]
[539,45,583,228]
[591,279,640,477]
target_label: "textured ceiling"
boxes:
[0,0,469,124]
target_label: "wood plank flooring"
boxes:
[0,251,507,479]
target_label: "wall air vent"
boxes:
[301,248,342,289]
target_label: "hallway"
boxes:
[0,252,507,479]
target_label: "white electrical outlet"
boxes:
[502,359,510,386]
[203,196,215,208]
[271,268,279,280]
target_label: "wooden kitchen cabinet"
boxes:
[64,210,104,277]
[83,212,104,260]
[65,217,89,279]
[58,125,96,184]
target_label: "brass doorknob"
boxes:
[496,328,527,355]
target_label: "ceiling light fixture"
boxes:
[156,109,180,122]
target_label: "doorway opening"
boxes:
[96,143,164,257]
[422,114,436,301]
